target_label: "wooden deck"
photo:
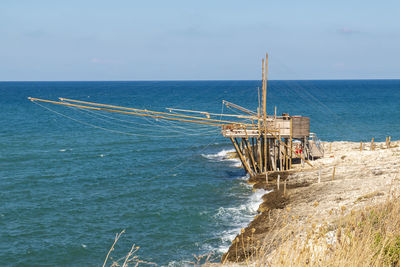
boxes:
[221,116,310,139]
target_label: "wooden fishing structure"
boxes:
[28,53,323,178]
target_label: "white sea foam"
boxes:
[201,149,235,161]
[201,148,242,168]
[59,149,66,152]
[209,178,272,254]
[231,161,242,168]
[201,150,271,255]
[167,260,192,267]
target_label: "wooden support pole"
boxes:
[257,108,263,173]
[243,128,257,172]
[386,137,388,148]
[274,139,277,171]
[302,138,305,161]
[258,136,264,173]
[266,138,269,171]
[250,137,258,172]
[360,141,363,151]
[263,54,268,119]
[277,174,280,190]
[253,138,256,157]
[262,54,268,173]
[273,131,313,168]
[262,58,265,112]
[289,118,293,169]
[284,138,288,170]
[253,138,258,169]
[389,136,391,147]
[278,128,282,171]
[243,136,257,173]
[332,166,336,181]
[263,135,267,173]
[230,137,255,176]
[371,137,374,151]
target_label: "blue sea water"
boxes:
[1,80,399,266]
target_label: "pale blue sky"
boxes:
[1,0,399,80]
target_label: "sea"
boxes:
[1,80,399,266]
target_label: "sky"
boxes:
[1,0,399,81]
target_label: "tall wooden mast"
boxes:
[263,53,268,173]
[263,53,268,122]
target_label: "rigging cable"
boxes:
[33,101,218,138]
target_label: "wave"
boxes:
[167,260,192,267]
[201,149,242,168]
[201,148,235,160]
[209,177,271,254]
[200,150,269,257]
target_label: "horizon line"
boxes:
[1,78,400,82]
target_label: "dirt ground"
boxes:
[217,140,400,264]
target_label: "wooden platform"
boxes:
[221,116,310,139]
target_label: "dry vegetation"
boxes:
[212,140,400,267]
[222,193,400,266]
[102,230,156,267]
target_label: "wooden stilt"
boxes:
[274,138,277,171]
[277,174,280,190]
[260,136,264,171]
[283,138,289,170]
[242,132,257,173]
[250,137,258,171]
[264,134,267,173]
[257,108,263,173]
[230,137,254,176]
[268,138,271,171]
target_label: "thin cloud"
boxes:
[337,27,361,35]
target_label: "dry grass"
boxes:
[228,192,400,267]
[102,230,156,267]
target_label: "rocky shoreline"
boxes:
[219,140,400,264]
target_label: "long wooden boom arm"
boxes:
[222,100,257,116]
[165,107,255,119]
[28,97,253,127]
[59,97,246,125]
